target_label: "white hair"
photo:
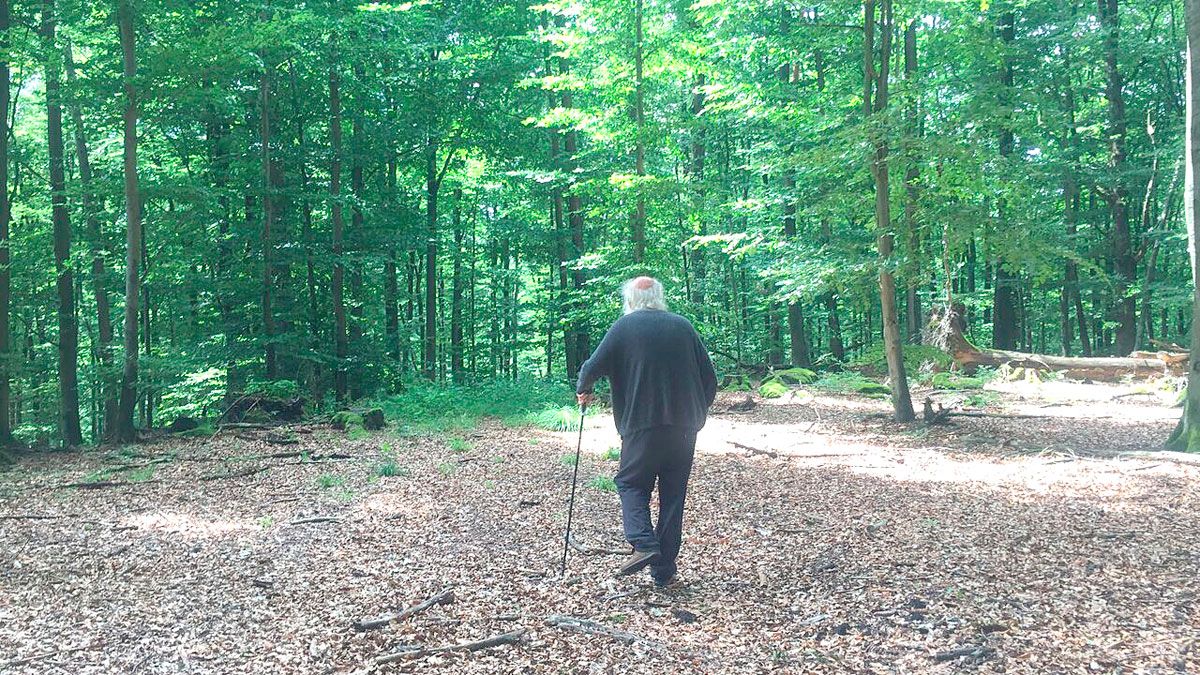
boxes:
[622,277,668,315]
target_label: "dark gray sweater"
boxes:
[576,309,717,437]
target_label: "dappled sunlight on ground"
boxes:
[125,511,254,538]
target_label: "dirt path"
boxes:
[1,385,1197,673]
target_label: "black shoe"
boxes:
[653,575,681,590]
[617,549,660,577]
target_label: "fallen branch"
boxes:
[199,466,267,482]
[0,513,70,521]
[354,588,456,631]
[287,516,342,526]
[544,614,648,646]
[1,645,91,669]
[933,645,995,662]
[373,628,526,664]
[730,441,779,458]
[57,479,159,490]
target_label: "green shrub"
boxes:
[448,437,472,453]
[527,406,582,432]
[813,372,891,397]
[369,380,575,435]
[930,372,985,390]
[964,391,1000,408]
[316,473,346,489]
[774,367,817,385]
[850,344,954,377]
[587,476,618,493]
[245,378,300,400]
[722,374,754,392]
[758,380,789,399]
[603,447,621,461]
[559,453,579,467]
[374,461,409,478]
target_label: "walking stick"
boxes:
[560,403,587,576]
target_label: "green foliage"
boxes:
[437,462,458,477]
[722,375,754,392]
[374,461,408,478]
[316,474,346,490]
[587,476,618,493]
[528,406,583,432]
[126,465,158,483]
[963,391,1000,408]
[930,372,986,391]
[245,379,300,400]
[813,372,891,397]
[851,345,954,377]
[774,368,818,385]
[448,437,472,453]
[758,380,790,399]
[603,447,621,461]
[559,453,579,467]
[372,380,574,435]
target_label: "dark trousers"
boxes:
[615,425,696,582]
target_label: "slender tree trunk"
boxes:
[865,0,914,421]
[902,20,922,344]
[564,86,587,378]
[424,135,439,381]
[259,21,277,379]
[385,153,400,363]
[779,6,811,367]
[65,41,115,437]
[992,11,1019,350]
[1099,0,1137,354]
[43,0,82,446]
[349,67,366,397]
[630,0,646,264]
[329,41,348,401]
[451,189,464,382]
[0,0,9,444]
[114,0,141,442]
[1168,0,1200,452]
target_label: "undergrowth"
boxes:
[370,380,574,435]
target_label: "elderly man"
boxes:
[576,276,717,587]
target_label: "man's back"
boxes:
[576,309,717,437]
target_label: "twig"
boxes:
[0,513,71,521]
[288,516,342,526]
[544,614,650,646]
[372,628,526,664]
[730,441,779,458]
[354,588,456,631]
[933,645,995,662]
[56,479,159,490]
[199,466,267,482]
[1,645,91,669]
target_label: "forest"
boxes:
[0,0,1194,447]
[3,0,1200,671]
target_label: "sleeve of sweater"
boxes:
[576,324,618,394]
[695,330,718,407]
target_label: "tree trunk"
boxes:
[451,189,464,382]
[65,41,115,437]
[563,85,588,378]
[43,0,82,446]
[992,11,1019,351]
[1099,0,1138,355]
[0,0,11,444]
[329,42,348,401]
[630,0,646,264]
[1169,0,1200,452]
[114,1,141,442]
[259,23,277,379]
[424,135,439,381]
[779,6,811,367]
[385,154,400,363]
[865,0,914,421]
[902,20,922,344]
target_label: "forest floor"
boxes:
[1,380,1198,674]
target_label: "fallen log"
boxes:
[544,614,648,646]
[931,304,1185,381]
[372,628,526,664]
[354,588,456,631]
